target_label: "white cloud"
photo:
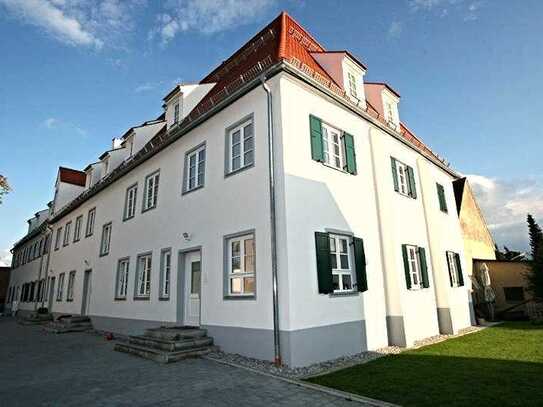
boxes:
[43,117,59,128]
[0,0,146,49]
[467,174,543,252]
[151,0,276,45]
[0,249,12,267]
[388,21,403,39]
[134,78,182,94]
[409,0,484,21]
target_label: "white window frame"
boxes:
[74,215,83,242]
[321,122,345,170]
[227,234,255,297]
[227,119,254,173]
[329,234,356,293]
[124,184,138,220]
[160,250,171,298]
[407,245,423,290]
[447,251,459,287]
[347,71,358,98]
[185,145,206,192]
[143,171,160,212]
[395,160,410,197]
[66,271,75,301]
[57,273,65,301]
[55,227,62,251]
[100,223,112,256]
[63,221,71,246]
[173,101,180,124]
[136,254,152,298]
[86,208,96,237]
[116,258,129,299]
[385,102,396,128]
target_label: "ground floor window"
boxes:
[226,233,255,297]
[402,244,429,290]
[160,250,171,299]
[136,254,152,298]
[116,258,129,299]
[329,234,355,292]
[57,273,65,301]
[66,271,76,301]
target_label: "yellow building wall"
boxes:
[458,181,496,277]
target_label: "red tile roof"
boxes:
[58,167,86,187]
[184,11,445,167]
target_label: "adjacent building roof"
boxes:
[58,167,86,187]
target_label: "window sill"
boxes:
[99,252,110,258]
[123,215,135,222]
[114,297,127,301]
[182,184,204,196]
[225,163,254,178]
[329,291,359,298]
[141,205,157,214]
[395,190,415,200]
[158,296,170,301]
[317,160,353,175]
[133,296,150,301]
[223,295,256,301]
[66,299,73,302]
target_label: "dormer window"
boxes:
[347,72,358,98]
[385,102,395,128]
[174,102,180,124]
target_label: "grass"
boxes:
[307,322,543,406]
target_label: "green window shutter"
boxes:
[314,232,333,294]
[455,253,464,286]
[343,132,357,175]
[391,157,399,192]
[407,166,417,199]
[418,247,429,288]
[446,252,454,287]
[402,244,411,289]
[309,115,324,162]
[353,237,367,292]
[437,183,447,212]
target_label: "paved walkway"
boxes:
[0,318,363,406]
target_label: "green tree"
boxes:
[0,175,10,204]
[526,214,543,300]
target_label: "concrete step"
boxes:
[43,324,92,334]
[48,321,93,329]
[128,335,213,352]
[114,342,218,363]
[143,327,207,341]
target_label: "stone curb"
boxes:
[204,355,400,407]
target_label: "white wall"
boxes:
[277,74,389,351]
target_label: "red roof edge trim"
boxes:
[58,167,86,187]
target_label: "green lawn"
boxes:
[307,322,543,407]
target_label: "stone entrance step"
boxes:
[16,312,54,326]
[44,315,93,334]
[114,326,218,364]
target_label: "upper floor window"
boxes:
[124,184,138,220]
[184,145,206,193]
[85,208,96,237]
[436,183,448,213]
[136,253,152,298]
[391,157,417,199]
[143,171,159,212]
[66,271,76,301]
[309,115,357,175]
[63,221,72,247]
[226,233,255,297]
[116,258,130,299]
[100,223,112,256]
[74,215,83,242]
[347,71,358,98]
[226,118,254,174]
[55,227,62,251]
[402,244,429,290]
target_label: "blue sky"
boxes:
[0,0,542,264]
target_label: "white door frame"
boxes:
[177,247,202,327]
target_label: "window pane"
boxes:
[330,254,337,269]
[232,143,241,157]
[244,150,254,166]
[340,254,349,269]
[329,237,336,253]
[230,277,242,294]
[244,277,255,294]
[198,149,205,161]
[332,274,340,290]
[243,123,253,138]
[244,238,255,272]
[232,130,241,145]
[340,239,348,253]
[191,261,201,295]
[232,157,241,171]
[231,257,240,273]
[342,274,352,290]
[243,136,253,152]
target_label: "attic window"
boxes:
[174,102,180,124]
[385,102,396,128]
[347,72,358,98]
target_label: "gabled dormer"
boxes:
[52,167,86,214]
[364,82,401,131]
[163,83,216,130]
[310,51,367,107]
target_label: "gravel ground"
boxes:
[206,325,485,379]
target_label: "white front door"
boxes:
[184,251,201,326]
